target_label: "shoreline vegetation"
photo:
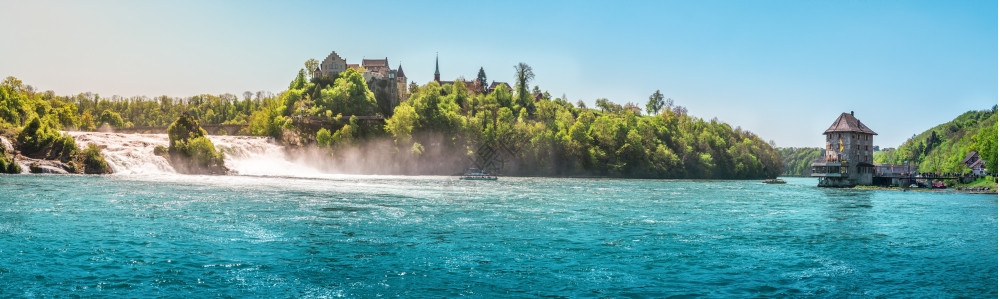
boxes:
[777,107,998,192]
[1,61,994,182]
[0,60,784,179]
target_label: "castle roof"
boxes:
[362,58,389,67]
[434,54,440,76]
[396,65,406,78]
[324,51,345,62]
[488,81,512,92]
[824,112,877,135]
[489,81,511,89]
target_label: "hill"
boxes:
[874,106,997,174]
[777,147,823,177]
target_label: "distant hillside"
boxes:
[874,106,997,174]
[777,147,823,177]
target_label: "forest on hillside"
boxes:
[1,60,784,179]
[777,147,823,177]
[874,107,997,174]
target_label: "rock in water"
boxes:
[166,114,229,175]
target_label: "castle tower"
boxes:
[434,53,440,82]
[811,111,877,187]
[397,64,409,103]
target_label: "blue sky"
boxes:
[1,0,996,147]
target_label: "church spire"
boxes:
[434,52,440,82]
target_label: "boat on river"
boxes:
[763,178,786,184]
[460,168,498,181]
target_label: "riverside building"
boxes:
[812,111,877,187]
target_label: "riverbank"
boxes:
[854,184,997,194]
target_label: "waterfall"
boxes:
[68,132,320,176]
[0,136,13,153]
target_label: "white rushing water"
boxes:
[0,136,13,153]
[67,132,322,177]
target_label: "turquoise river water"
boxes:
[0,175,996,297]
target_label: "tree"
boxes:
[289,69,307,90]
[315,68,378,117]
[305,58,319,78]
[646,90,665,115]
[98,110,125,128]
[386,103,418,143]
[476,67,488,94]
[514,62,535,114]
[975,120,998,174]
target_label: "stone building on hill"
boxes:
[315,51,408,116]
[811,111,877,187]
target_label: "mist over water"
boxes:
[68,132,469,178]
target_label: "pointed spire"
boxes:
[434,52,441,82]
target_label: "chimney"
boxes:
[851,111,854,116]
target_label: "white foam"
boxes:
[66,132,324,177]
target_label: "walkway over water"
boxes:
[873,173,983,186]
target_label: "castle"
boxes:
[314,51,409,116]
[811,111,877,187]
[314,50,514,115]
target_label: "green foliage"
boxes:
[974,115,997,173]
[646,90,665,115]
[290,69,308,90]
[0,76,36,127]
[386,104,418,143]
[0,141,21,174]
[98,110,125,128]
[777,147,823,176]
[376,77,782,179]
[16,117,77,161]
[79,111,97,131]
[476,67,488,94]
[513,63,536,114]
[167,114,227,174]
[248,96,289,138]
[153,145,169,157]
[314,68,378,117]
[879,108,997,174]
[316,128,333,147]
[82,143,111,174]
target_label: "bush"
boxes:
[82,144,111,174]
[167,114,228,175]
[16,116,77,161]
[0,145,20,174]
[316,128,332,147]
[153,145,169,157]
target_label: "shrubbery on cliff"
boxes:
[0,140,21,174]
[82,144,112,174]
[16,117,78,162]
[166,114,228,175]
